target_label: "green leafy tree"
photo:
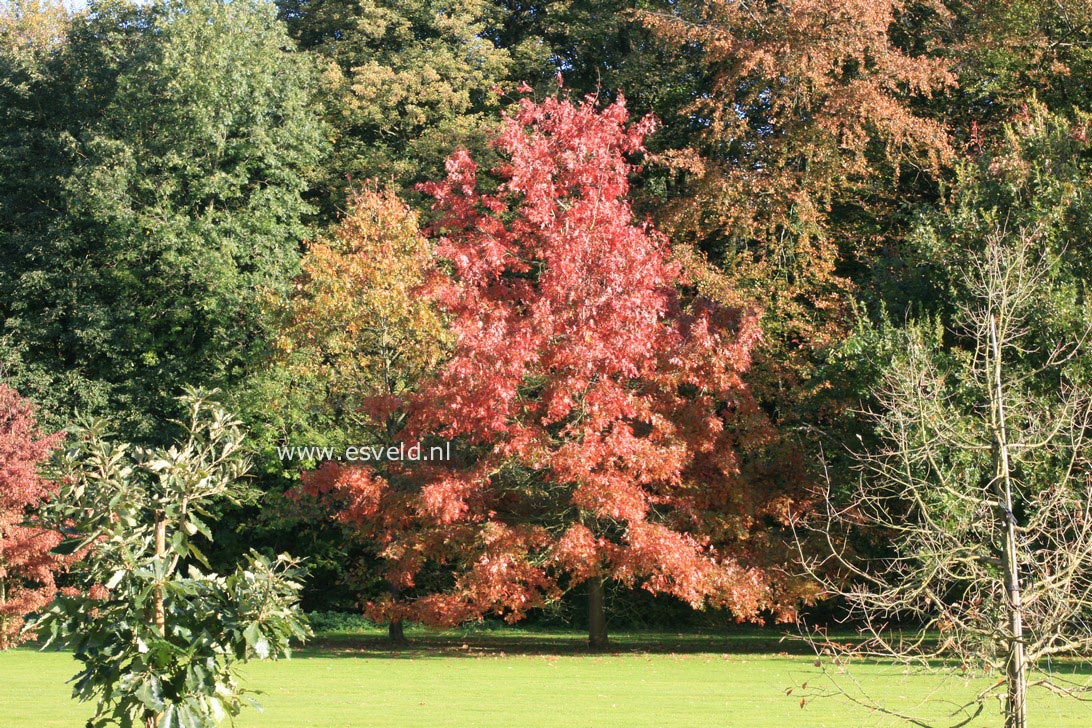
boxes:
[276,0,520,209]
[38,390,309,728]
[0,0,326,440]
[943,0,1092,131]
[0,0,74,422]
[492,1,683,93]
[895,103,1092,325]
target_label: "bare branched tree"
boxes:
[795,228,1092,728]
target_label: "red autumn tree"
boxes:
[315,92,815,647]
[0,383,63,649]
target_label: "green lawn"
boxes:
[3,628,1090,727]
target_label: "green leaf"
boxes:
[105,570,126,590]
[134,676,164,712]
[242,622,261,650]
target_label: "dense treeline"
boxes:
[3,0,1092,637]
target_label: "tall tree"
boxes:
[266,184,449,640]
[0,0,326,441]
[318,93,815,647]
[0,0,73,420]
[0,382,63,649]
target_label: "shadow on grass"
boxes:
[292,629,1092,678]
[296,626,819,659]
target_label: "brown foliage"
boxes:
[641,0,957,482]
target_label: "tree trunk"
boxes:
[990,315,1027,728]
[0,576,8,651]
[587,574,608,650]
[1002,517,1027,728]
[146,513,167,728]
[387,579,407,644]
[153,515,166,635]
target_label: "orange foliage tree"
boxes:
[278,184,449,640]
[275,184,448,435]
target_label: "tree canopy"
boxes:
[0,0,326,441]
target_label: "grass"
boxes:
[3,625,1092,727]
